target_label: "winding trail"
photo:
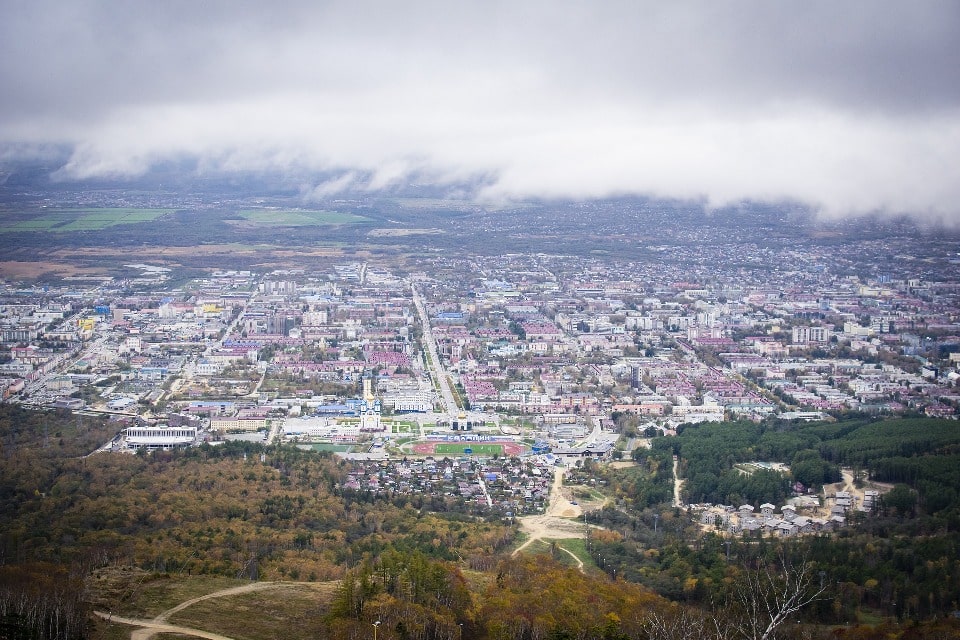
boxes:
[558,546,585,572]
[95,581,289,640]
[512,466,590,573]
[95,613,239,640]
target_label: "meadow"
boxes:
[308,443,354,453]
[0,208,174,232]
[236,210,370,226]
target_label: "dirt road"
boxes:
[95,612,240,640]
[96,581,289,640]
[513,466,590,562]
[673,456,684,508]
[818,468,893,518]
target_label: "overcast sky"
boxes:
[2,1,959,221]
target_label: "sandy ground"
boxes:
[513,467,592,560]
[673,456,684,508]
[819,468,893,517]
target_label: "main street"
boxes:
[411,286,459,416]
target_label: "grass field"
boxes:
[432,443,504,456]
[237,210,370,226]
[514,538,597,572]
[309,443,354,453]
[167,582,337,640]
[89,572,337,640]
[0,208,173,232]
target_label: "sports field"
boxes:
[412,440,526,456]
[434,443,503,456]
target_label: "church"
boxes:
[359,377,383,432]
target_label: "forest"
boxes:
[2,406,960,639]
[645,417,960,524]
[594,415,960,624]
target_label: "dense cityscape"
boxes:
[1,188,959,639]
[4,225,958,426]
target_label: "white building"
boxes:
[282,417,360,441]
[383,389,434,413]
[123,425,197,450]
[195,359,225,376]
[792,326,828,344]
[210,416,268,432]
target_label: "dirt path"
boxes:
[154,582,280,623]
[673,456,684,508]
[547,465,582,518]
[95,612,243,640]
[96,581,289,640]
[513,467,590,559]
[819,468,893,517]
[840,468,854,494]
[558,546,585,573]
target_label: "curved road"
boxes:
[513,468,587,553]
[95,581,291,640]
[512,467,594,573]
[95,613,238,640]
[559,546,585,572]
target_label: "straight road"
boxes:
[673,456,684,508]
[411,286,458,416]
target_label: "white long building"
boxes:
[123,425,198,450]
[282,417,360,441]
[383,389,435,412]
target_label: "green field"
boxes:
[309,443,354,453]
[237,210,370,226]
[433,443,504,456]
[1,208,174,232]
[391,421,418,433]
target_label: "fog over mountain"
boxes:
[2,1,959,222]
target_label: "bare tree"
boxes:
[643,608,724,640]
[724,553,826,640]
